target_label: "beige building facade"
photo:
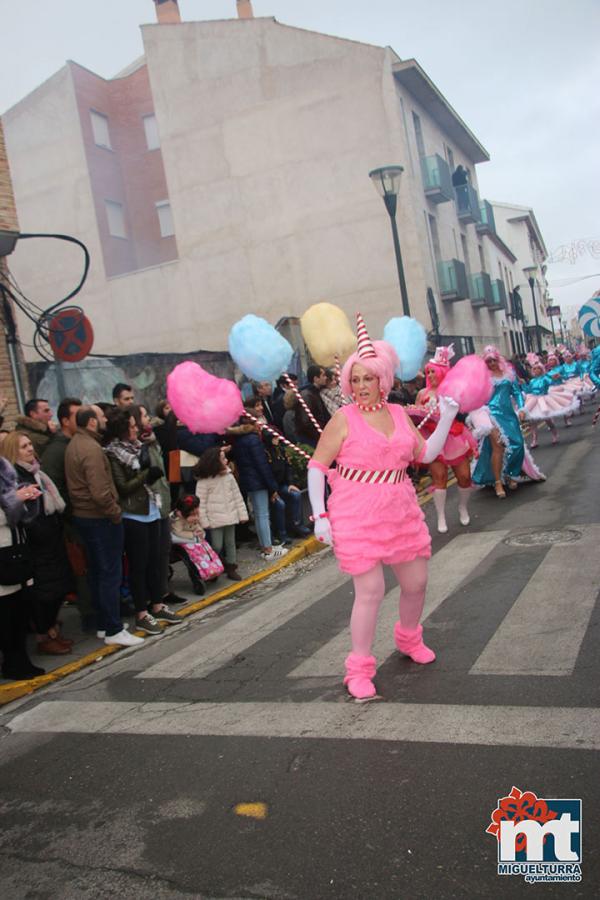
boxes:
[3,5,550,375]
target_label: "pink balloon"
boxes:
[441,355,493,413]
[167,361,244,434]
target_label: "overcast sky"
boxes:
[2,0,599,322]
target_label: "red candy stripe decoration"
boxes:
[243,412,313,462]
[356,312,377,359]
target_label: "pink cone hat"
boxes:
[356,312,377,359]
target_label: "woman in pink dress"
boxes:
[307,314,459,700]
[415,345,478,533]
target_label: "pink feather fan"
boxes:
[167,361,244,434]
[440,354,493,413]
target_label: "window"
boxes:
[143,114,160,150]
[461,234,471,277]
[428,214,441,262]
[445,145,455,171]
[105,200,126,238]
[90,110,112,149]
[478,243,486,272]
[412,111,426,158]
[156,201,174,237]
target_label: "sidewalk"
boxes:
[0,477,436,706]
[0,533,325,706]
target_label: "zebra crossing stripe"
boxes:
[137,556,347,680]
[7,699,600,750]
[289,530,508,678]
[470,524,600,677]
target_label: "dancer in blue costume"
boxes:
[589,346,600,390]
[521,353,579,448]
[469,346,544,498]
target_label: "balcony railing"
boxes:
[476,200,496,236]
[488,279,507,311]
[454,183,481,224]
[420,154,454,204]
[469,271,493,308]
[437,259,469,302]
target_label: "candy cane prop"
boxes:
[282,373,323,436]
[592,405,600,428]
[405,402,439,432]
[244,412,313,462]
[333,354,342,385]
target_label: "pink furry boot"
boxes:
[343,653,377,700]
[394,623,436,664]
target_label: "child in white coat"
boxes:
[194,447,248,581]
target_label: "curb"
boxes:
[0,535,327,708]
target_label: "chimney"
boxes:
[236,0,255,19]
[153,0,181,24]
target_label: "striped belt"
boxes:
[336,464,407,485]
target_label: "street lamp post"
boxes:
[369,166,410,316]
[523,265,542,354]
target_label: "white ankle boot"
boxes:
[433,489,448,533]
[457,486,471,526]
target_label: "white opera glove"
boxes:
[421,395,459,464]
[307,466,333,545]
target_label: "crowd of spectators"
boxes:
[0,375,318,681]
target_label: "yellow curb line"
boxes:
[417,476,458,506]
[0,536,327,708]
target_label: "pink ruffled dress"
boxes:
[326,404,431,575]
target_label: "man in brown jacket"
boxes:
[65,405,143,648]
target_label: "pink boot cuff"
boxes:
[343,653,377,699]
[394,623,436,664]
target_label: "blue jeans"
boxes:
[248,490,272,549]
[73,517,124,636]
[271,484,303,540]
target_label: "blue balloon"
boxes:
[228,314,293,382]
[383,316,427,381]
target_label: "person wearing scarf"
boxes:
[105,409,182,636]
[1,431,73,656]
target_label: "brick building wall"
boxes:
[0,117,28,423]
[71,61,177,278]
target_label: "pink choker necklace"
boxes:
[355,398,387,412]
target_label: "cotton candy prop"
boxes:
[167,361,244,434]
[440,355,493,413]
[300,303,356,367]
[228,315,293,382]
[383,317,427,381]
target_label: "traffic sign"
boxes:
[547,305,561,317]
[48,308,94,362]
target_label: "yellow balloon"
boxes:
[300,303,356,367]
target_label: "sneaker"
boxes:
[135,614,163,635]
[104,629,144,647]
[97,623,129,640]
[261,546,289,561]
[153,606,182,625]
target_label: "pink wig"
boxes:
[425,361,449,390]
[341,340,398,397]
[482,345,511,376]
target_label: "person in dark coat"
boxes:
[2,431,73,656]
[0,455,44,680]
[295,365,331,447]
[265,435,311,544]
[231,400,289,561]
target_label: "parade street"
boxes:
[1,414,598,900]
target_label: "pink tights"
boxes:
[349,558,428,656]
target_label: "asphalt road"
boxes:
[1,413,599,899]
